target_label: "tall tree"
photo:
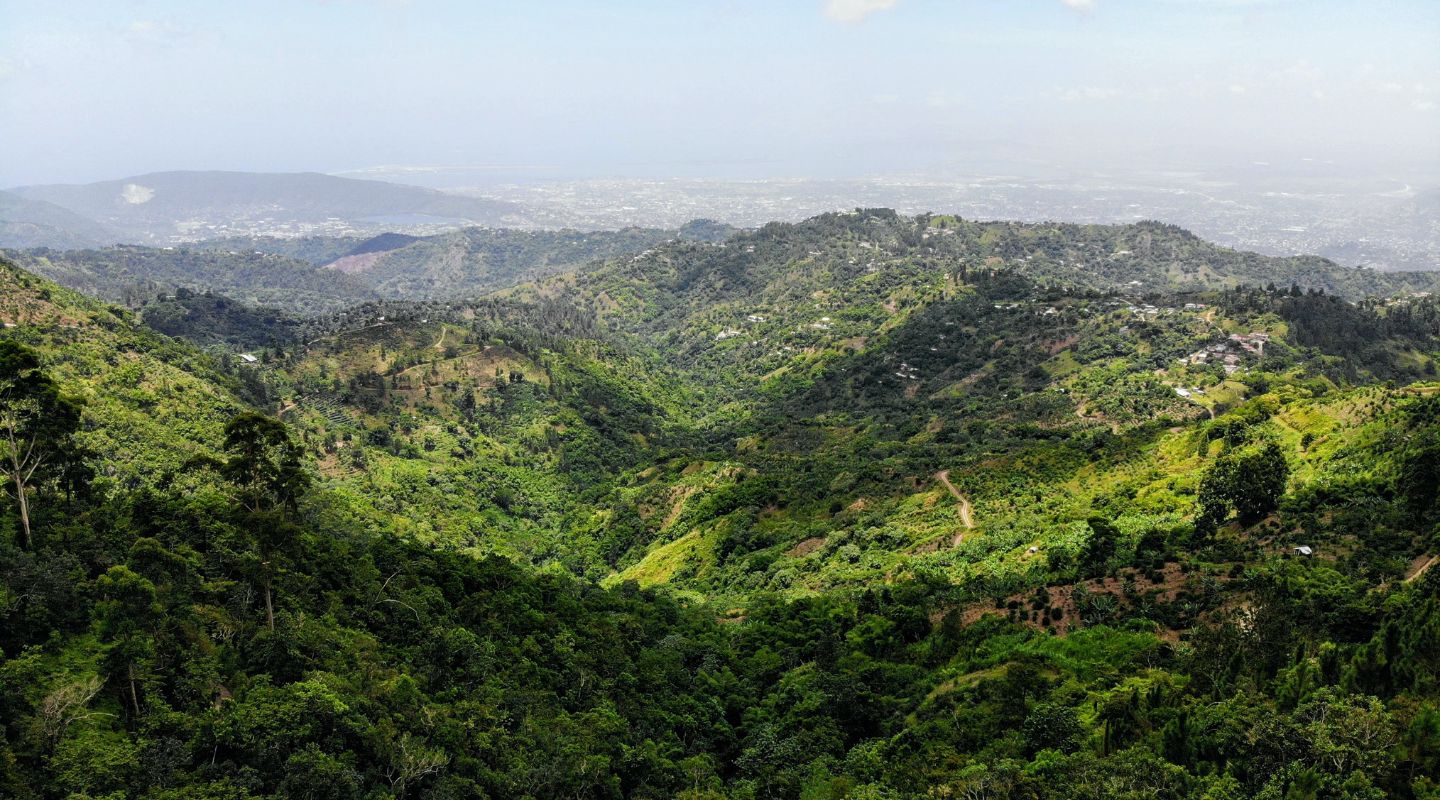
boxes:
[94,565,159,717]
[0,340,82,548]
[222,412,309,629]
[222,412,308,515]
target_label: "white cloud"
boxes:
[1414,100,1438,113]
[123,19,196,48]
[1060,0,1096,11]
[1062,86,1121,102]
[823,0,900,23]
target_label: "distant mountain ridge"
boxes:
[0,189,120,249]
[3,170,523,244]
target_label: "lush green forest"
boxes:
[3,212,1440,799]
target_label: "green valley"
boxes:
[2,212,1439,799]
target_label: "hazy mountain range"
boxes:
[6,170,1437,274]
[1,171,523,246]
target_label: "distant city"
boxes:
[453,172,1437,272]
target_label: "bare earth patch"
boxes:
[785,537,827,557]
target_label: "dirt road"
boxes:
[1406,553,1439,583]
[935,470,975,530]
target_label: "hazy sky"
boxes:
[2,0,1438,186]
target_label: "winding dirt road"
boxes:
[935,470,975,531]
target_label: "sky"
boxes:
[1,0,1438,186]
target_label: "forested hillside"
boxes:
[5,223,731,316]
[22,211,1434,325]
[3,211,1440,800]
[525,210,1440,334]
[3,246,378,316]
[319,227,687,301]
[138,289,302,351]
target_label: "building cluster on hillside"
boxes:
[1121,301,1211,318]
[1384,291,1433,307]
[1127,303,1169,317]
[1185,344,1242,374]
[1182,331,1269,374]
[1228,331,1269,355]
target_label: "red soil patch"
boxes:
[785,537,827,557]
[1047,334,1081,355]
